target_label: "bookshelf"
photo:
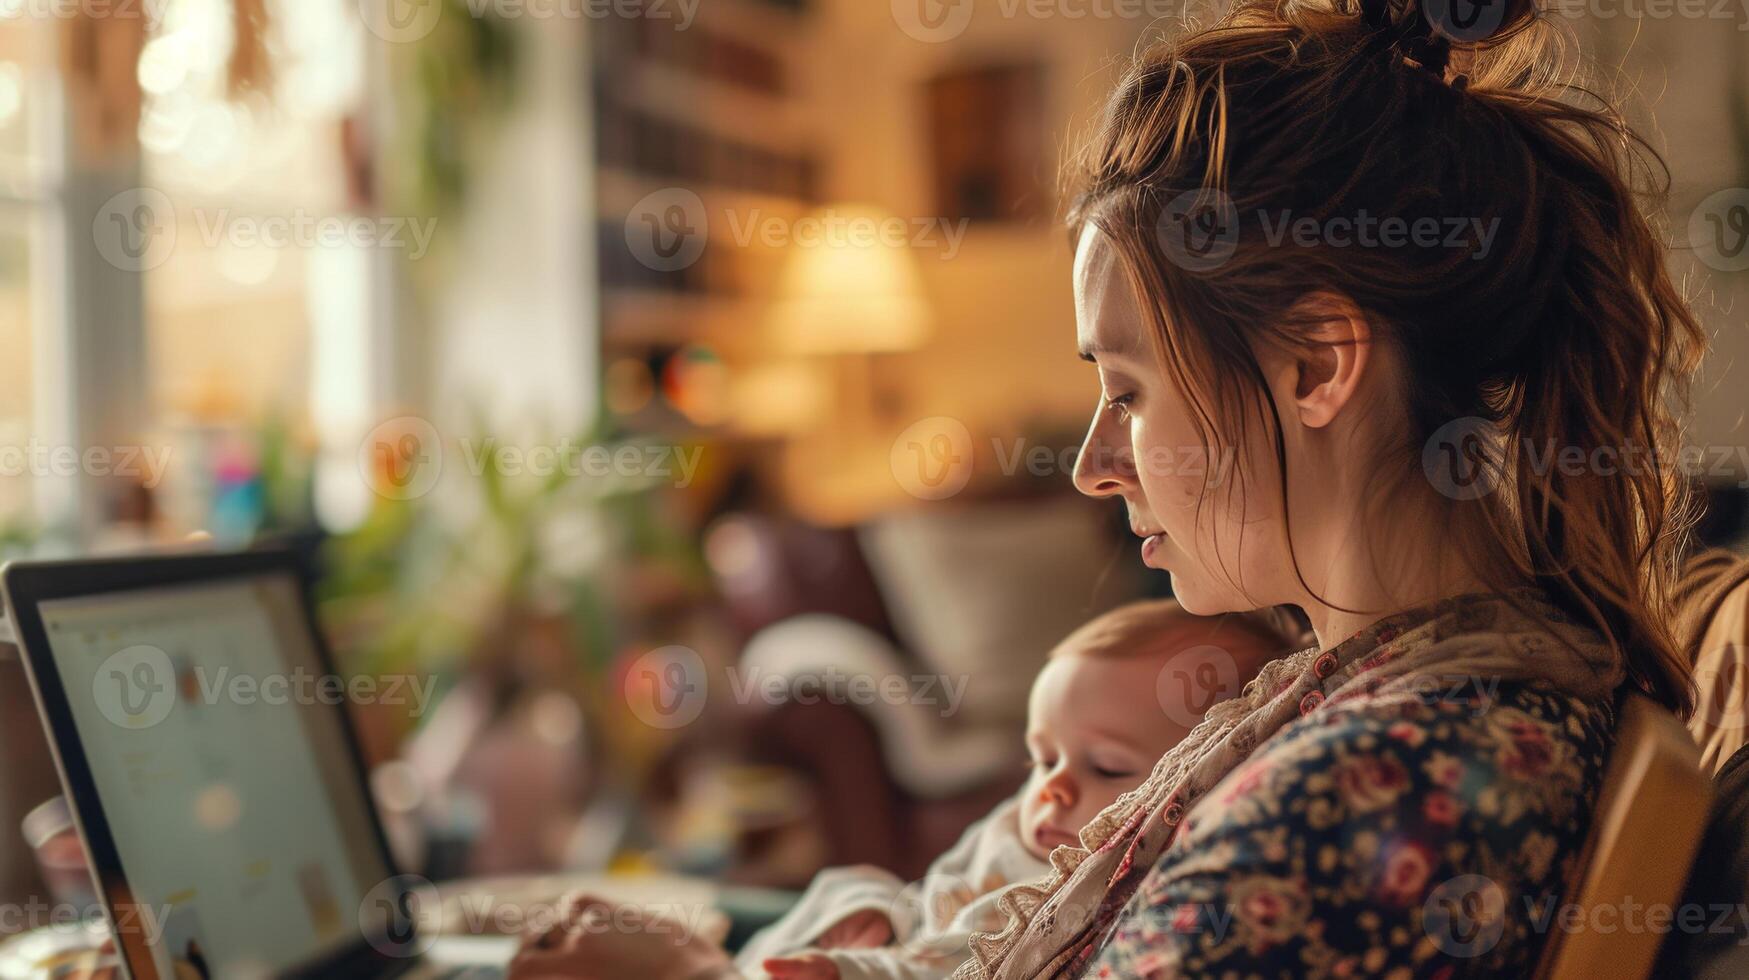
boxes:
[590,0,822,434]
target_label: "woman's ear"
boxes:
[1286,292,1372,429]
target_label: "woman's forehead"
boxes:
[1073,226,1146,361]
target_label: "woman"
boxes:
[510,0,1702,975]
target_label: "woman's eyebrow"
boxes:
[1079,339,1144,363]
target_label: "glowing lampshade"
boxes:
[767,204,933,354]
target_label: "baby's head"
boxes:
[1017,599,1293,859]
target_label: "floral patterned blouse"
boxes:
[1083,613,1617,978]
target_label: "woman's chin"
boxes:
[1167,574,1238,617]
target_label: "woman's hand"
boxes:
[811,909,893,950]
[762,953,840,979]
[507,893,734,980]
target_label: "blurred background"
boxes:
[0,0,1744,924]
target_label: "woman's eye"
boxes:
[1104,393,1134,423]
[1093,765,1136,780]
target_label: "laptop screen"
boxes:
[37,572,395,978]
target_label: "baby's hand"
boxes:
[812,908,894,949]
[764,953,840,979]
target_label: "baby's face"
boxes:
[1016,652,1194,861]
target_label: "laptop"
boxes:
[2,549,513,980]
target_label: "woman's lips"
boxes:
[1141,533,1166,566]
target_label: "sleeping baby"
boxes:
[734,598,1294,980]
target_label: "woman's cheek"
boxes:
[1136,427,1204,511]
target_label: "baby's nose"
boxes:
[1039,771,1078,808]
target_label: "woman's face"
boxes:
[1070,226,1294,615]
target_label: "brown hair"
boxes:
[1052,598,1302,664]
[1066,0,1702,712]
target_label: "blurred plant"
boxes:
[318,405,707,744]
[387,0,523,254]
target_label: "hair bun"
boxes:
[1356,0,1538,81]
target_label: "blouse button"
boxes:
[1299,690,1326,716]
[1163,800,1184,825]
[1313,652,1338,679]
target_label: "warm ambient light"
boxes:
[767,204,933,355]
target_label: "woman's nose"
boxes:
[1073,406,1135,499]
